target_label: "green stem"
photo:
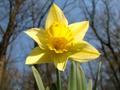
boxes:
[56,69,61,90]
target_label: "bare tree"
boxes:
[0,0,53,89]
[79,0,120,89]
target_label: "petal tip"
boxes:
[84,21,89,27]
[50,3,58,11]
[25,57,35,65]
[56,64,66,71]
[25,59,31,65]
[97,51,101,57]
[52,3,58,8]
[93,51,101,59]
[57,67,65,71]
[54,62,66,71]
[24,31,28,35]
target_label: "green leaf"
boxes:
[32,66,45,90]
[76,63,87,90]
[68,62,87,90]
[93,62,102,90]
[68,62,77,90]
[87,79,92,90]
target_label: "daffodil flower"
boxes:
[24,3,100,71]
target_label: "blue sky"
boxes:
[6,0,97,71]
[3,0,120,75]
[7,0,95,74]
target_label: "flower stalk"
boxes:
[56,69,62,90]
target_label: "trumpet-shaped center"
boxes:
[47,22,73,53]
[52,37,68,52]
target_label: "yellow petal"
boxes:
[45,3,68,29]
[54,61,67,71]
[69,21,89,40]
[69,41,100,62]
[53,54,68,71]
[26,47,52,64]
[24,28,46,48]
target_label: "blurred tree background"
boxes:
[0,0,120,90]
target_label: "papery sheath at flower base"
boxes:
[24,3,100,71]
